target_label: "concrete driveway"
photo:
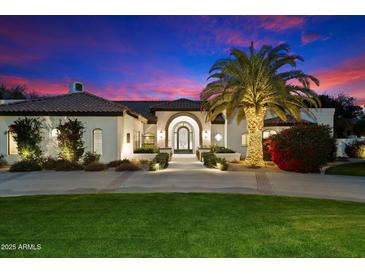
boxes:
[1,155,365,202]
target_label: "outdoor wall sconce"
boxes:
[158,130,164,140]
[204,130,209,140]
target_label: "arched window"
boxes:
[93,129,103,155]
[8,131,18,155]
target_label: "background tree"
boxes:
[57,118,85,162]
[201,43,320,167]
[0,84,40,99]
[8,117,44,161]
[319,94,364,137]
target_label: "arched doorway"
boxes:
[165,113,202,154]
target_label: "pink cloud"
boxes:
[258,16,305,32]
[301,33,322,45]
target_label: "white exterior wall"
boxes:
[120,112,145,158]
[0,115,120,164]
[211,124,225,147]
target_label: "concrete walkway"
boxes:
[0,154,365,202]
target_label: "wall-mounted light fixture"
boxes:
[204,130,209,140]
[158,130,164,140]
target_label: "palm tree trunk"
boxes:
[245,106,265,167]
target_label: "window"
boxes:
[93,129,103,155]
[51,128,60,137]
[241,133,249,146]
[143,133,155,148]
[126,133,131,143]
[263,129,277,139]
[214,133,223,142]
[8,131,18,155]
[134,131,141,149]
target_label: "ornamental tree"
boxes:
[201,42,320,167]
[57,118,85,162]
[8,117,44,161]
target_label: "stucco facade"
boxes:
[0,90,335,163]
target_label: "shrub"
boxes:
[115,162,140,171]
[216,158,228,171]
[42,157,59,170]
[268,124,336,173]
[9,160,42,172]
[210,144,235,153]
[263,139,272,161]
[84,162,107,171]
[0,154,8,168]
[55,160,83,171]
[57,118,85,162]
[345,140,365,159]
[134,147,156,153]
[8,117,43,161]
[83,152,101,166]
[202,152,217,168]
[107,159,130,168]
[149,153,169,171]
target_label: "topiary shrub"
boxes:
[134,147,156,153]
[210,144,235,153]
[216,158,228,170]
[149,153,169,171]
[201,152,217,168]
[107,159,130,168]
[115,162,141,171]
[9,160,42,172]
[268,124,336,173]
[42,157,59,170]
[84,162,107,171]
[83,152,101,166]
[8,117,43,161]
[0,154,8,168]
[55,160,83,171]
[345,140,365,159]
[57,118,85,162]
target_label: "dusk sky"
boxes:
[0,15,365,104]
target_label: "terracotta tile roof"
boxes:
[150,98,202,111]
[0,92,130,116]
[264,115,314,126]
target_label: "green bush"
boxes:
[0,154,8,168]
[345,140,365,159]
[84,162,107,171]
[210,144,235,153]
[149,153,169,171]
[42,157,59,170]
[9,160,42,172]
[9,117,43,161]
[57,118,85,162]
[134,147,156,153]
[268,124,336,173]
[55,160,83,171]
[202,152,217,168]
[83,152,101,166]
[216,158,228,170]
[107,159,130,168]
[115,162,141,171]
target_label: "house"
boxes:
[0,82,335,163]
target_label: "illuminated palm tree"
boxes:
[201,43,320,167]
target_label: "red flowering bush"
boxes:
[267,124,336,173]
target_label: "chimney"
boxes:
[69,82,84,93]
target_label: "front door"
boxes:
[176,126,192,153]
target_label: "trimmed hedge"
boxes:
[84,162,107,171]
[83,152,101,166]
[345,140,365,159]
[107,159,130,168]
[0,154,8,168]
[210,145,235,153]
[201,152,217,168]
[115,162,141,171]
[42,157,59,170]
[268,124,336,173]
[55,160,83,171]
[149,153,169,171]
[134,147,156,154]
[9,160,42,172]
[216,158,228,171]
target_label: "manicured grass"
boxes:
[325,162,365,176]
[1,193,365,257]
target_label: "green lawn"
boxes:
[1,193,365,258]
[326,162,365,176]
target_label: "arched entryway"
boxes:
[165,113,202,154]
